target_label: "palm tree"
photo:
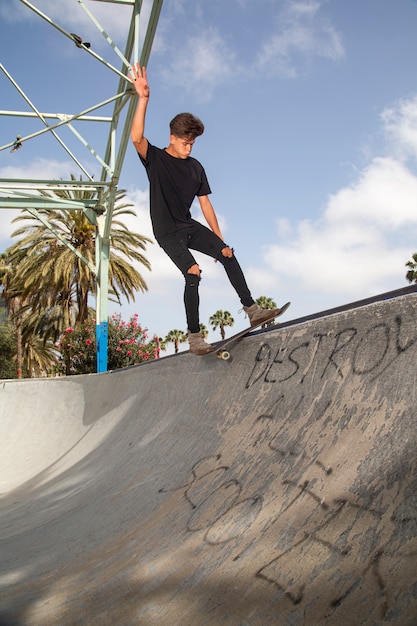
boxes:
[0,326,16,379]
[255,296,278,329]
[165,329,187,354]
[209,310,234,340]
[0,253,13,321]
[155,336,167,352]
[3,178,152,376]
[5,178,152,339]
[0,252,24,377]
[406,253,417,283]
[199,324,209,338]
[1,253,63,377]
[21,331,59,378]
[256,296,277,310]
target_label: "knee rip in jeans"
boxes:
[187,264,201,278]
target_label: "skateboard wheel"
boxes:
[219,350,230,361]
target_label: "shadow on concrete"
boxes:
[1,288,417,625]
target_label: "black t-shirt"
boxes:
[139,142,212,239]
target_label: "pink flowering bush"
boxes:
[56,313,160,375]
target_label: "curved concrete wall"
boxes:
[1,290,417,625]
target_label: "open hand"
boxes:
[129,63,150,99]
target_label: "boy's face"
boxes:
[168,135,195,159]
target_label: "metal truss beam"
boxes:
[0,0,164,373]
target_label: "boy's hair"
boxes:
[169,113,204,140]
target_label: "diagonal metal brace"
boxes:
[27,207,97,275]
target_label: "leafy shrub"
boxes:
[56,313,160,375]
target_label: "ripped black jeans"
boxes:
[157,221,254,333]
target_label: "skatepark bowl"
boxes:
[1,286,417,626]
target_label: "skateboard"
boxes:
[210,301,291,361]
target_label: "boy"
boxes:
[130,64,286,354]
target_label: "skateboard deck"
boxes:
[210,301,291,361]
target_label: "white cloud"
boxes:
[262,215,407,296]
[325,157,417,229]
[159,28,237,102]
[0,210,19,248]
[381,96,417,162]
[254,96,417,300]
[255,0,345,78]
[158,0,344,97]
[0,0,29,23]
[0,157,75,181]
[3,0,138,52]
[0,158,77,249]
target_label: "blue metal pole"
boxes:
[96,320,108,373]
[95,223,110,373]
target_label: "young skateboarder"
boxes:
[130,64,286,354]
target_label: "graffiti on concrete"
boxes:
[160,310,417,620]
[246,315,417,389]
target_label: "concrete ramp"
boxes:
[1,288,417,625]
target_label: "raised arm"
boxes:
[129,64,150,159]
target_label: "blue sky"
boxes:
[2,0,417,351]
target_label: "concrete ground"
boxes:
[1,287,417,625]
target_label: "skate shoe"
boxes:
[188,331,214,355]
[243,303,282,327]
